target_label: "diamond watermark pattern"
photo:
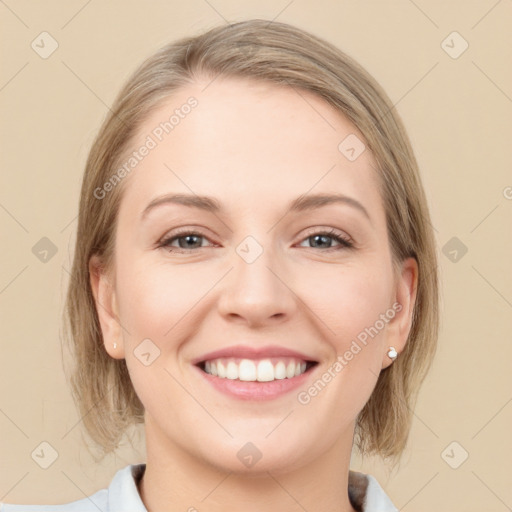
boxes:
[442,236,468,263]
[236,236,263,264]
[31,441,59,469]
[441,441,469,469]
[134,338,161,366]
[31,32,59,59]
[338,134,366,162]
[441,31,469,59]
[32,237,58,263]
[237,442,262,468]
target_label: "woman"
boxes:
[1,19,438,512]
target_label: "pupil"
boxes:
[180,235,200,248]
[313,235,330,248]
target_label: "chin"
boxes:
[194,433,313,476]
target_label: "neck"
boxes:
[138,416,358,512]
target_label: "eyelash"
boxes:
[158,227,354,254]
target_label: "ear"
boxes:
[89,254,125,359]
[381,257,418,369]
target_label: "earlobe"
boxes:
[381,257,418,369]
[89,255,125,359]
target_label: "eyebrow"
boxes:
[141,192,371,221]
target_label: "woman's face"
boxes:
[91,76,417,474]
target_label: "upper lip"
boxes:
[192,345,318,365]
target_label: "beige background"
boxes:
[1,1,511,510]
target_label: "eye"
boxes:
[297,228,354,251]
[158,227,354,254]
[158,229,215,253]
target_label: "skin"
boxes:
[90,76,417,512]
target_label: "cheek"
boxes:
[114,260,198,420]
[305,261,394,347]
[315,262,394,410]
[115,257,204,341]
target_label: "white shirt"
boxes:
[0,464,398,511]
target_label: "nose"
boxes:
[216,239,297,328]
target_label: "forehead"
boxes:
[118,76,384,222]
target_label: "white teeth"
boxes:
[226,361,238,380]
[257,360,274,382]
[274,361,286,380]
[239,359,257,381]
[202,357,311,381]
[217,360,226,378]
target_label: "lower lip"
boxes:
[194,365,317,401]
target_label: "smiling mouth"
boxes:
[197,357,318,382]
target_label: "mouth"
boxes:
[192,345,320,400]
[197,357,318,382]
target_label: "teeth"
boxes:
[274,361,286,380]
[226,361,238,379]
[239,359,257,381]
[257,360,274,382]
[217,360,226,378]
[202,358,310,381]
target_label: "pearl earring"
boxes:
[113,342,117,349]
[387,347,398,360]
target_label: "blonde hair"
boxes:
[63,19,439,465]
